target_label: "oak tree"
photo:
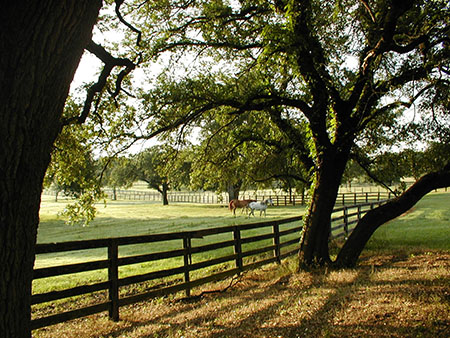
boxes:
[0,2,103,336]
[133,0,450,268]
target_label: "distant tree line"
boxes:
[45,138,450,224]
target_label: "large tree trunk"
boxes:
[0,2,101,337]
[298,147,350,267]
[227,181,241,202]
[335,165,450,268]
[162,183,169,205]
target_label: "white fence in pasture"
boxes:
[101,189,394,207]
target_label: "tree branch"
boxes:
[115,0,142,47]
[359,0,376,23]
[336,163,450,268]
[63,40,137,125]
[156,39,263,54]
[361,0,415,74]
[352,152,398,195]
[251,173,309,185]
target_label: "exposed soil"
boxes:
[33,251,450,338]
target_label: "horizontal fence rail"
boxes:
[98,189,393,206]
[330,199,390,239]
[32,198,392,330]
[32,216,302,330]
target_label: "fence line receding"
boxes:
[32,216,302,330]
[32,199,391,330]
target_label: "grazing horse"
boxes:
[248,198,274,217]
[229,199,257,216]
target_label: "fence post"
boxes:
[343,207,349,238]
[183,236,192,297]
[233,226,243,271]
[108,239,119,321]
[272,223,281,264]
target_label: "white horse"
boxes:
[248,198,274,217]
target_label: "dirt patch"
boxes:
[33,251,450,338]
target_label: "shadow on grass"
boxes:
[85,253,449,338]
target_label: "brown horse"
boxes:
[228,199,257,216]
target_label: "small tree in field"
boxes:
[101,156,137,200]
[132,146,191,205]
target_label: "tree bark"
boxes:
[112,187,117,201]
[335,166,450,268]
[0,2,101,337]
[162,183,169,205]
[227,182,241,202]
[298,147,350,267]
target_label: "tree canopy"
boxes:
[81,0,449,267]
[1,1,449,335]
[58,0,449,266]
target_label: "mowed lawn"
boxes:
[34,196,306,294]
[33,191,449,338]
[37,196,306,244]
[36,191,450,265]
[367,191,450,251]
[36,196,306,266]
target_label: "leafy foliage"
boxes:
[55,0,449,263]
[130,145,191,204]
[44,101,104,225]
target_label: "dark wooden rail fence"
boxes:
[31,216,302,330]
[330,199,390,239]
[32,199,391,330]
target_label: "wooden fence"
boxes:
[101,189,393,206]
[330,200,389,239]
[31,199,391,330]
[32,216,302,330]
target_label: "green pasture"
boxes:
[34,197,305,296]
[33,192,449,297]
[37,196,305,244]
[367,191,450,252]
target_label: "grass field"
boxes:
[33,192,449,337]
[36,197,305,266]
[37,191,449,255]
[367,191,450,251]
[34,197,305,295]
[34,192,449,293]
[37,196,305,243]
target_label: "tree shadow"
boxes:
[33,253,449,338]
[100,254,449,338]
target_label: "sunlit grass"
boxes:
[367,192,450,252]
[34,192,449,297]
[38,196,305,243]
[34,196,305,295]
[32,191,449,337]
